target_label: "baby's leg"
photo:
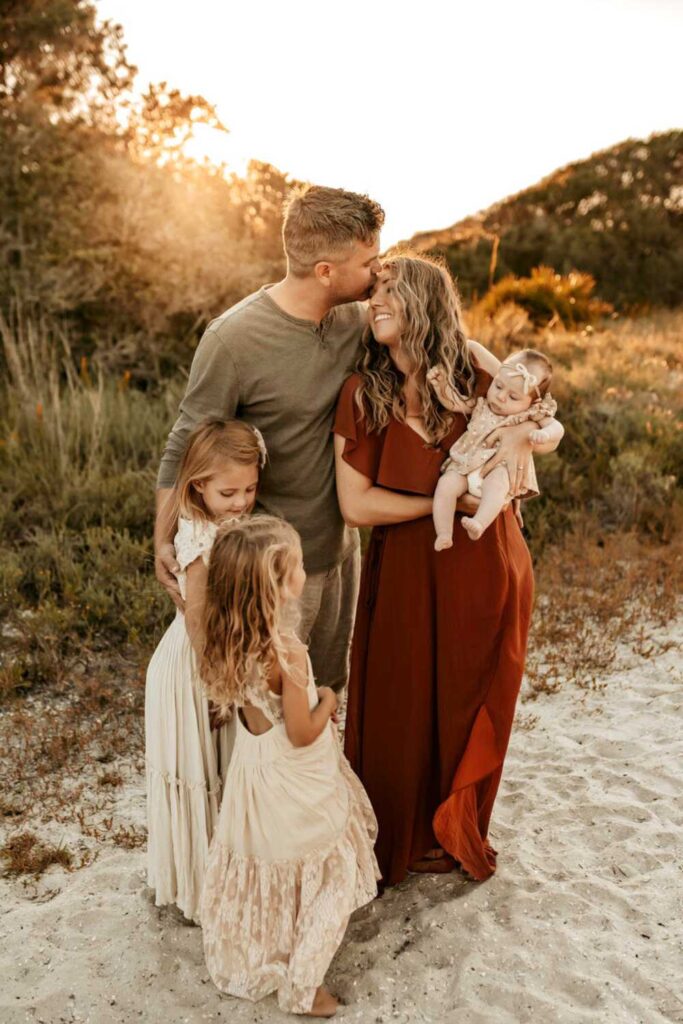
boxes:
[461,465,510,541]
[433,472,468,551]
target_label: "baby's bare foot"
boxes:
[304,987,338,1017]
[434,535,453,551]
[461,517,484,541]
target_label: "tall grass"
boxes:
[0,311,176,694]
[1,306,681,699]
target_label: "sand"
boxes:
[1,616,682,1024]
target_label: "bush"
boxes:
[477,266,612,328]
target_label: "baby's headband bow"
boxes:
[508,363,539,395]
[251,425,268,468]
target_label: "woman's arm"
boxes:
[334,435,480,527]
[281,642,336,748]
[183,557,209,654]
[334,434,433,527]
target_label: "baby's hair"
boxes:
[502,349,553,399]
[173,419,266,522]
[200,515,302,709]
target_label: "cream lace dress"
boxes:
[145,516,234,923]
[441,394,557,499]
[200,657,380,1014]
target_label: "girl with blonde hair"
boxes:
[145,418,266,923]
[334,253,562,885]
[199,515,379,1018]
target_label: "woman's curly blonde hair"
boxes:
[199,515,302,709]
[355,252,475,443]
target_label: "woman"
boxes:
[333,254,560,886]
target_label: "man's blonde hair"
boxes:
[282,184,385,277]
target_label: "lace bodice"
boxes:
[174,516,218,601]
[239,654,318,726]
[448,394,557,460]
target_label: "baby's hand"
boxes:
[427,365,447,392]
[427,365,455,408]
[529,428,550,445]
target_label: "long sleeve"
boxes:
[156,329,241,488]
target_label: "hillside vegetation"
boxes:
[408,131,683,310]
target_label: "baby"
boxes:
[428,349,564,547]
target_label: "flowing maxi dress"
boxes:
[334,369,534,886]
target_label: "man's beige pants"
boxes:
[298,537,361,696]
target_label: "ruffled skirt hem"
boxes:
[146,764,221,924]
[432,703,503,881]
[200,771,379,1013]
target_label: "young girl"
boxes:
[145,418,267,924]
[198,515,379,1018]
[428,349,564,547]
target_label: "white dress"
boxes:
[200,658,380,1014]
[145,516,234,923]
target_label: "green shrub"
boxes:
[476,266,612,328]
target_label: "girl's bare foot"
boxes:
[434,534,453,551]
[305,987,338,1018]
[461,517,484,541]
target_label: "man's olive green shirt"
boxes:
[157,286,365,573]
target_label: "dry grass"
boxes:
[0,656,145,868]
[1,831,73,878]
[526,529,683,699]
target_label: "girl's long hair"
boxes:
[200,515,301,708]
[173,419,265,522]
[356,252,475,442]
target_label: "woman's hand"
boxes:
[455,493,480,516]
[481,421,535,495]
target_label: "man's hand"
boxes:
[481,421,534,496]
[155,541,184,611]
[317,686,339,722]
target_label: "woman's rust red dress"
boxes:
[334,370,534,886]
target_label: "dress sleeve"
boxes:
[333,374,382,482]
[174,517,218,571]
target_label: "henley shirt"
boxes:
[157,286,365,573]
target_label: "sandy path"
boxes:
[1,618,681,1024]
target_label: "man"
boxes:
[155,184,384,692]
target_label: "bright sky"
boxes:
[97,0,682,246]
